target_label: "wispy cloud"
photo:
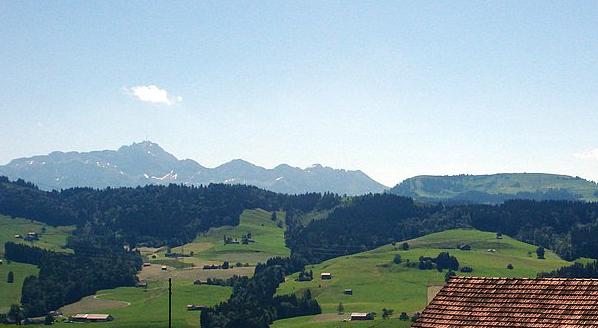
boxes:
[574,148,598,161]
[127,85,182,106]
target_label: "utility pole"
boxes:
[169,278,172,328]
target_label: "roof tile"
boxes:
[413,277,598,328]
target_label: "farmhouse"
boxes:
[71,313,113,322]
[344,288,352,295]
[458,244,471,250]
[24,232,39,241]
[320,272,332,280]
[186,304,208,311]
[161,265,167,271]
[412,276,598,327]
[350,312,372,321]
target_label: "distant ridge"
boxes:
[390,173,598,203]
[0,141,387,195]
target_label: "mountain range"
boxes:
[0,141,388,195]
[390,173,598,203]
[3,142,598,203]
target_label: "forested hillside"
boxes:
[390,173,598,203]
[288,194,598,263]
[0,176,340,246]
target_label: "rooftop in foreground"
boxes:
[413,276,598,328]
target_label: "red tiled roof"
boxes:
[412,276,598,328]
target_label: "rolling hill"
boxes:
[145,208,290,266]
[0,141,387,195]
[273,229,572,327]
[390,173,598,203]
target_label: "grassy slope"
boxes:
[0,215,74,312]
[273,229,572,327]
[0,214,75,256]
[392,173,598,201]
[53,279,231,328]
[0,261,38,312]
[168,209,289,265]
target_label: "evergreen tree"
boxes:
[536,246,545,259]
[393,254,402,264]
[7,305,23,324]
[6,271,14,283]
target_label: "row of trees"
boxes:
[418,252,460,271]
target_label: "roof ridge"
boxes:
[449,276,598,281]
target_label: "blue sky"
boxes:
[1,1,597,186]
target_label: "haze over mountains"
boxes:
[0,141,388,195]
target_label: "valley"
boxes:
[1,177,597,327]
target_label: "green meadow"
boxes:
[168,209,289,265]
[0,214,74,256]
[273,229,572,327]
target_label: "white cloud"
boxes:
[574,148,598,161]
[127,85,182,106]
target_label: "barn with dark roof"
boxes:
[412,276,598,328]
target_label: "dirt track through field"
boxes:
[59,294,130,314]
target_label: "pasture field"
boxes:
[145,209,289,266]
[55,279,231,327]
[0,261,38,313]
[273,229,572,327]
[0,214,74,255]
